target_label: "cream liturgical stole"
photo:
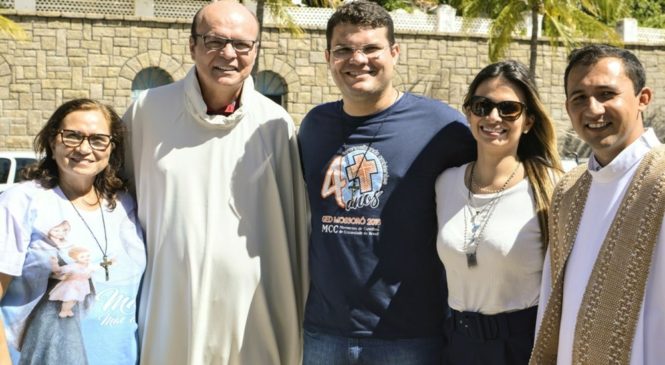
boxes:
[530,145,665,365]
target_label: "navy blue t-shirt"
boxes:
[298,92,476,338]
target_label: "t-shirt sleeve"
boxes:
[0,186,33,276]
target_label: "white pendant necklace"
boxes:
[63,189,112,281]
[463,161,520,267]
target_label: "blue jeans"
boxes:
[303,329,443,365]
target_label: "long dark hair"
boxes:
[22,98,127,209]
[464,60,563,248]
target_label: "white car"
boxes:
[0,151,38,193]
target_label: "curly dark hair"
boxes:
[22,98,127,209]
[326,0,395,50]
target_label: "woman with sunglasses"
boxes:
[0,99,145,364]
[435,60,562,364]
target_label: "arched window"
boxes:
[255,71,287,108]
[131,67,174,100]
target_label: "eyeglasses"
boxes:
[330,44,391,60]
[464,96,527,122]
[58,129,113,151]
[193,34,257,53]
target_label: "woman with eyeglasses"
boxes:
[0,99,145,364]
[435,60,563,364]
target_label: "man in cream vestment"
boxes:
[531,45,665,365]
[123,1,308,364]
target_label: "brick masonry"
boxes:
[1,11,665,157]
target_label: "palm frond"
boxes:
[487,1,528,61]
[580,0,631,25]
[543,1,621,50]
[308,0,339,7]
[262,0,304,36]
[0,15,27,40]
[456,0,497,35]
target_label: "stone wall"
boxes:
[259,27,577,126]
[2,11,665,156]
[0,12,192,149]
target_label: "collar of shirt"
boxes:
[207,100,237,116]
[588,128,660,177]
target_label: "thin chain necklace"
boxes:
[463,161,521,267]
[346,89,400,196]
[63,189,112,281]
[471,174,509,194]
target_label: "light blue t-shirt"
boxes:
[0,181,146,365]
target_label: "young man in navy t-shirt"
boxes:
[298,1,476,363]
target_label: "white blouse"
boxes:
[435,163,544,314]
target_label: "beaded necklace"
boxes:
[462,161,520,267]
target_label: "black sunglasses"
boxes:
[464,96,526,122]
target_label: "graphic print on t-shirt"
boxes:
[1,184,145,365]
[12,216,137,364]
[320,145,387,237]
[12,220,95,364]
[48,245,97,318]
[41,220,98,319]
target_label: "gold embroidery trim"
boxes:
[530,145,665,365]
[530,164,590,365]
[573,146,665,364]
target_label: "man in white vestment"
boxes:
[123,1,308,364]
[530,44,665,365]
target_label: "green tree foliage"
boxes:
[377,0,414,12]
[584,0,632,25]
[255,0,304,38]
[453,0,621,77]
[631,0,665,28]
[250,0,338,75]
[442,0,501,18]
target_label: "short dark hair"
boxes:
[326,0,395,50]
[23,99,127,209]
[564,44,646,96]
